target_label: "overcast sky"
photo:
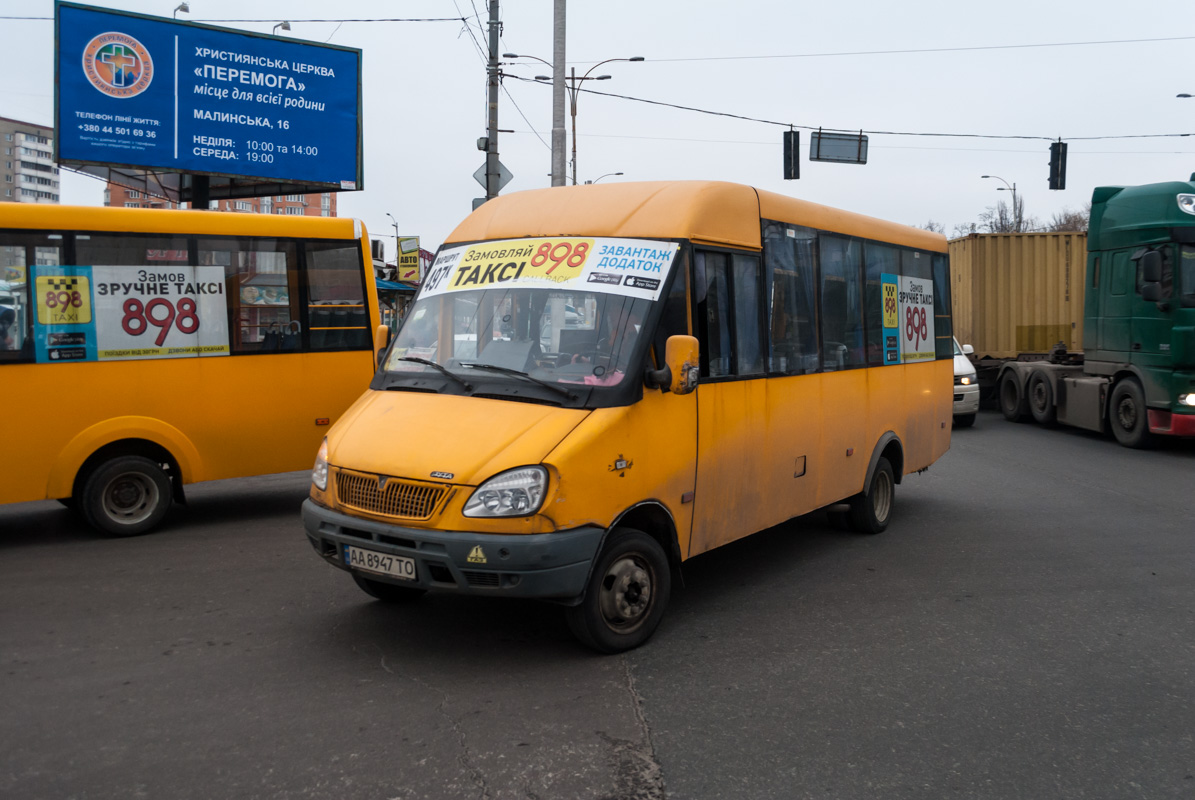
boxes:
[4,0,1194,258]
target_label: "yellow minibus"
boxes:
[1,203,381,535]
[302,181,953,652]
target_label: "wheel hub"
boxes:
[599,556,652,628]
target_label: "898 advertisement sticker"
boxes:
[897,275,935,363]
[420,237,679,301]
[92,266,229,360]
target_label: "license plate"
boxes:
[343,545,416,581]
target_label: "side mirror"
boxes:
[1141,250,1163,283]
[646,335,700,394]
[1142,283,1162,303]
[962,344,974,355]
[373,324,391,368]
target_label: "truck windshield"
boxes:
[384,287,654,390]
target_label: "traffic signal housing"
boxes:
[783,130,799,180]
[1049,141,1068,190]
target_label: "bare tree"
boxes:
[919,220,946,234]
[1046,203,1091,232]
[951,221,978,238]
[979,200,1041,233]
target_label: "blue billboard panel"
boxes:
[55,2,362,188]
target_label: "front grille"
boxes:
[335,469,448,520]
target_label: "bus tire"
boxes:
[848,457,894,535]
[1027,370,1057,426]
[999,371,1028,422]
[1109,378,1155,449]
[80,455,172,537]
[566,528,670,654]
[352,573,427,602]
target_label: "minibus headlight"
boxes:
[1179,393,1195,407]
[312,438,329,491]
[463,466,547,518]
[955,373,977,386]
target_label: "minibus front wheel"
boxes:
[80,455,172,536]
[567,528,671,654]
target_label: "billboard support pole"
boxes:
[485,0,500,200]
[192,175,209,210]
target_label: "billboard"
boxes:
[398,237,421,283]
[55,1,363,189]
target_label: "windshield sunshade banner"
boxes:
[420,237,679,302]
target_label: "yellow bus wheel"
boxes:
[80,456,172,537]
[567,528,671,654]
[848,457,894,535]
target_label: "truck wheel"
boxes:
[848,457,894,535]
[1027,370,1057,426]
[1109,379,1155,449]
[566,528,671,654]
[953,414,976,428]
[999,371,1028,422]
[80,456,173,536]
[352,573,427,602]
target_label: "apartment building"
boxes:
[0,117,60,204]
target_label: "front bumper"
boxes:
[302,499,603,601]
[954,384,980,415]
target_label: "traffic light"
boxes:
[1049,141,1068,190]
[783,130,799,180]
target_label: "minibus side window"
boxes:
[762,221,818,375]
[305,242,370,350]
[818,234,865,371]
[0,232,62,363]
[732,254,765,375]
[651,250,689,367]
[695,250,732,377]
[76,233,189,267]
[864,243,899,367]
[199,237,300,354]
[932,252,953,358]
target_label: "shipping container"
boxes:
[948,232,1087,358]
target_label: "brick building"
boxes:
[105,181,337,216]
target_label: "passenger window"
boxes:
[864,243,899,367]
[0,232,62,362]
[76,233,189,267]
[932,253,953,359]
[695,250,731,377]
[306,242,370,350]
[199,238,299,354]
[818,235,865,371]
[763,221,818,375]
[732,254,765,375]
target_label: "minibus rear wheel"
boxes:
[80,455,172,537]
[352,573,427,602]
[848,457,894,535]
[567,528,671,654]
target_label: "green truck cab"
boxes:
[997,178,1195,447]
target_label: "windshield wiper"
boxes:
[394,357,473,392]
[460,362,577,401]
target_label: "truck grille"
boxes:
[334,469,447,520]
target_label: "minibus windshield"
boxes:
[384,287,654,390]
[381,236,680,398]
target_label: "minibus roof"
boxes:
[446,181,946,253]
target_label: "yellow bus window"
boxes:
[199,238,299,354]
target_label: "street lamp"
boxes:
[172,2,189,18]
[585,172,623,184]
[273,21,291,35]
[981,174,1020,232]
[512,54,644,186]
[385,213,399,279]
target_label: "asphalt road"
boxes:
[2,411,1193,799]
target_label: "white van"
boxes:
[953,337,979,427]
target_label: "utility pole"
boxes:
[551,0,566,186]
[485,0,501,200]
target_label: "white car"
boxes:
[953,337,979,427]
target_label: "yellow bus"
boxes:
[301,181,953,652]
[1,203,382,535]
